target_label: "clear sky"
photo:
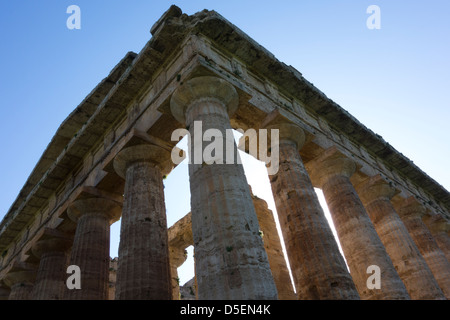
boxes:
[0,1,449,286]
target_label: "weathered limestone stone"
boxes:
[170,76,277,299]
[3,262,37,300]
[356,175,445,299]
[66,197,121,300]
[180,277,197,300]
[395,197,450,299]
[423,213,450,263]
[168,212,193,300]
[31,228,72,300]
[193,251,198,300]
[113,144,173,300]
[108,257,118,300]
[167,188,299,300]
[250,185,297,300]
[307,147,410,300]
[263,122,359,300]
[169,248,187,300]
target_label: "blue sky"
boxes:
[1,1,449,285]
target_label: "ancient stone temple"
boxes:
[0,6,449,300]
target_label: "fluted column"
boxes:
[307,147,409,300]
[250,185,297,300]
[3,263,37,300]
[264,123,359,300]
[356,175,445,299]
[66,197,121,300]
[423,214,450,263]
[113,144,173,300]
[395,197,450,298]
[31,229,72,300]
[170,76,277,299]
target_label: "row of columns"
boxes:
[1,75,449,300]
[265,123,359,299]
[395,198,450,298]
[356,175,444,299]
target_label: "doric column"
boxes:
[307,147,410,300]
[169,247,187,300]
[356,175,445,299]
[3,263,37,300]
[250,185,297,300]
[168,212,193,300]
[263,123,359,300]
[395,197,450,298]
[31,228,72,300]
[170,76,277,299]
[113,144,173,300]
[66,197,121,300]
[423,213,450,263]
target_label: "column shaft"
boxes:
[322,175,409,299]
[357,177,444,299]
[269,140,358,299]
[251,185,297,300]
[169,248,187,300]
[397,199,450,299]
[32,251,69,299]
[114,150,172,300]
[423,214,450,263]
[168,212,193,300]
[308,148,410,300]
[188,101,276,299]
[31,231,72,300]
[171,76,277,300]
[9,282,34,300]
[435,233,450,262]
[66,198,121,300]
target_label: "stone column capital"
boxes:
[264,122,306,151]
[169,212,193,249]
[355,174,396,205]
[67,197,122,225]
[3,263,37,288]
[394,196,426,219]
[306,147,356,188]
[169,247,188,268]
[170,76,239,125]
[113,144,174,178]
[31,229,73,259]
